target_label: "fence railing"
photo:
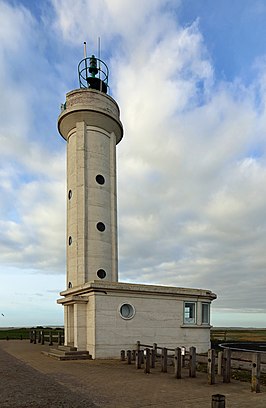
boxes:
[29,329,64,346]
[120,341,265,394]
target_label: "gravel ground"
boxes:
[0,347,97,408]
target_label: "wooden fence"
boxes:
[29,329,64,346]
[120,341,265,394]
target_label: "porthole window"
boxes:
[119,303,135,320]
[97,269,106,279]
[68,190,72,199]
[96,222,105,232]
[68,236,72,245]
[96,174,105,185]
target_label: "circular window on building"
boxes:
[97,269,106,279]
[96,174,105,185]
[68,190,72,199]
[96,222,106,232]
[68,236,72,245]
[119,303,135,320]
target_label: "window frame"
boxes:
[183,301,197,325]
[201,302,210,325]
[119,303,135,320]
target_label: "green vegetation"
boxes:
[197,361,266,385]
[211,328,266,342]
[0,327,64,340]
[232,369,266,385]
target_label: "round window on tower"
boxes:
[68,236,72,245]
[97,269,106,279]
[96,222,106,232]
[119,303,135,320]
[68,190,72,199]
[96,174,105,185]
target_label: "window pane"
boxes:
[202,303,210,324]
[184,302,196,324]
[120,303,135,319]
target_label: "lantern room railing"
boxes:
[78,55,109,94]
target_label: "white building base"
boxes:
[58,281,216,359]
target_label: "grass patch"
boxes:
[231,370,266,385]
[0,327,64,340]
[197,362,266,385]
[211,328,266,342]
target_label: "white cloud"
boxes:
[1,0,266,325]
[51,0,180,47]
[0,1,66,274]
[107,4,266,313]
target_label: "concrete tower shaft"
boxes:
[58,89,123,287]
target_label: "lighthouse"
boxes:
[57,49,216,359]
[58,52,123,287]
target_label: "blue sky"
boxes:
[0,0,266,328]
[179,0,266,82]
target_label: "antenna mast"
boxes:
[84,41,87,58]
[84,41,88,77]
[98,37,102,92]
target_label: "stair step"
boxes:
[57,345,77,352]
[42,351,92,361]
[50,348,90,356]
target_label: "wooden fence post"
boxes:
[38,331,41,343]
[181,346,186,368]
[251,353,261,393]
[151,349,156,368]
[161,348,168,373]
[41,331,44,345]
[120,350,125,361]
[208,349,215,385]
[49,331,53,346]
[127,350,132,365]
[212,394,225,408]
[217,351,223,376]
[189,346,196,378]
[174,347,182,379]
[142,350,144,365]
[58,332,62,345]
[132,350,136,361]
[153,343,157,355]
[222,349,231,383]
[144,348,150,374]
[33,330,37,344]
[29,330,33,343]
[136,350,142,369]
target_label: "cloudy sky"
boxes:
[0,0,266,328]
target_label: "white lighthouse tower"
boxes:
[58,52,123,289]
[57,48,216,359]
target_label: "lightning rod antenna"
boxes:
[84,41,88,85]
[98,37,102,92]
[84,41,87,59]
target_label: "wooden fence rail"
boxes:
[29,330,64,346]
[121,342,265,393]
[124,342,196,378]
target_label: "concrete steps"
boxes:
[42,345,92,361]
[58,345,77,352]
